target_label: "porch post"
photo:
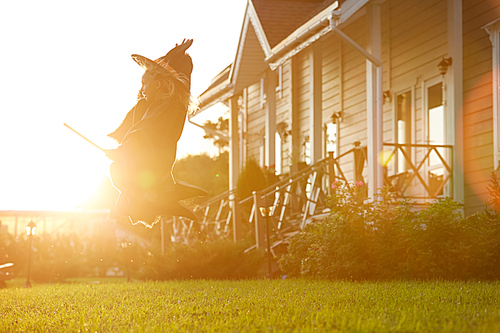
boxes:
[265,69,277,169]
[447,0,464,202]
[310,41,323,163]
[366,2,383,199]
[290,58,301,165]
[229,96,241,241]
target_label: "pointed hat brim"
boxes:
[131,54,181,80]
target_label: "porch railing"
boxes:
[164,147,358,246]
[163,142,454,247]
[382,143,453,200]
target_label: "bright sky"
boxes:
[0,0,246,211]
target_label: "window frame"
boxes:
[484,19,500,169]
[393,88,414,173]
[423,76,447,197]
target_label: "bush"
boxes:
[30,234,87,282]
[2,231,147,283]
[139,238,264,280]
[3,227,262,282]
[279,181,500,280]
[236,158,268,200]
[173,152,229,202]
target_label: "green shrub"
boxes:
[461,211,500,279]
[31,234,101,282]
[279,181,500,280]
[405,198,467,279]
[3,232,142,283]
[487,171,500,212]
[236,158,268,199]
[140,238,264,280]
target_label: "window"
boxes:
[426,81,445,196]
[396,91,412,172]
[259,137,266,168]
[325,122,338,157]
[428,83,444,164]
[275,66,283,99]
[303,135,311,165]
[484,18,500,169]
[260,77,266,109]
[275,132,282,175]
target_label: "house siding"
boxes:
[245,79,265,164]
[385,0,448,199]
[322,35,341,125]
[296,50,311,162]
[227,0,500,215]
[463,0,500,214]
[335,18,368,181]
[276,62,293,174]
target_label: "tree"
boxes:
[173,152,229,202]
[202,117,229,155]
[236,158,268,200]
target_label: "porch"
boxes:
[161,142,453,251]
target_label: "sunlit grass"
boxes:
[2,278,500,332]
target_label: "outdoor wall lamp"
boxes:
[276,121,291,141]
[331,111,343,124]
[25,220,37,236]
[383,90,391,104]
[438,57,452,76]
[24,220,37,288]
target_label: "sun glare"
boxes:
[0,116,114,211]
[0,107,224,212]
[0,0,246,212]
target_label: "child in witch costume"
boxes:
[107,39,207,227]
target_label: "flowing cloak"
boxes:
[109,98,207,225]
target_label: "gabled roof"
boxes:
[253,0,338,49]
[230,0,340,93]
[197,0,357,112]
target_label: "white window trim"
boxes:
[422,76,445,146]
[302,134,311,165]
[275,65,283,99]
[260,137,266,168]
[323,121,339,159]
[422,76,448,197]
[275,132,282,175]
[392,88,415,174]
[260,77,267,109]
[484,18,500,169]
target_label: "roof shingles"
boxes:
[252,0,338,48]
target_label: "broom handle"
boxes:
[63,123,106,153]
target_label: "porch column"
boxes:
[310,41,323,164]
[265,69,277,168]
[366,2,383,199]
[229,96,241,241]
[290,58,301,165]
[447,0,464,202]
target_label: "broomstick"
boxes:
[63,123,106,153]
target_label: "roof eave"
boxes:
[229,0,272,86]
[193,81,234,116]
[265,0,370,69]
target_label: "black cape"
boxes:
[109,98,207,226]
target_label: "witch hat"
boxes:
[131,39,193,87]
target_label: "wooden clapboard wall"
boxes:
[245,79,265,166]
[463,0,500,213]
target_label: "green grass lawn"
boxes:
[1,278,500,332]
